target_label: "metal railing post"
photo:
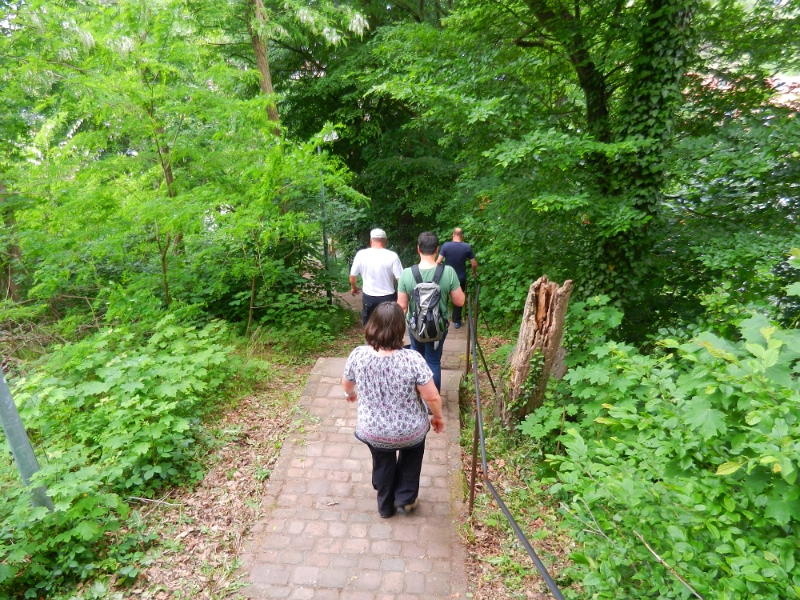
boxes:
[468,415,479,514]
[464,293,472,375]
[0,372,54,510]
[465,283,565,600]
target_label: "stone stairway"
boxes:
[238,300,470,599]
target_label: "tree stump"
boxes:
[499,276,573,426]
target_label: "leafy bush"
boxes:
[256,290,356,351]
[0,314,236,596]
[527,296,800,598]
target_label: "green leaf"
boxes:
[777,456,796,484]
[716,462,742,476]
[739,315,775,346]
[563,430,589,458]
[785,282,800,297]
[0,563,17,584]
[73,520,101,541]
[684,399,727,439]
[570,552,594,567]
[723,496,736,513]
[765,496,800,526]
[79,380,114,396]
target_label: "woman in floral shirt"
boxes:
[342,302,445,518]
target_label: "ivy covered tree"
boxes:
[317,0,800,335]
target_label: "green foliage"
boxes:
[331,0,800,338]
[256,289,356,351]
[0,0,365,343]
[3,0,800,596]
[517,402,578,443]
[526,300,800,598]
[562,296,625,361]
[0,314,241,596]
[518,295,621,449]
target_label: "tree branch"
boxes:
[0,53,89,75]
[513,36,557,50]
[633,530,704,600]
[390,0,424,22]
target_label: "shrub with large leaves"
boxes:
[513,294,800,597]
[544,306,800,598]
[0,314,235,596]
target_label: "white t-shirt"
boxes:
[350,247,403,296]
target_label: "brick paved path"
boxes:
[239,323,470,599]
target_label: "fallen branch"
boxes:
[129,496,183,507]
[633,530,704,599]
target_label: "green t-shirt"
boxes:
[398,264,461,321]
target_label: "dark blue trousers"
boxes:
[409,327,448,391]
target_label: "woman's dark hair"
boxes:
[365,302,406,351]
[417,231,439,256]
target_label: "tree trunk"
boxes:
[521,0,694,319]
[499,276,573,426]
[156,143,176,198]
[526,1,611,144]
[595,0,696,311]
[0,183,20,302]
[619,0,695,215]
[155,221,172,307]
[524,1,613,198]
[246,273,257,336]
[249,0,280,127]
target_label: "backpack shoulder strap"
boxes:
[432,263,445,285]
[411,264,423,284]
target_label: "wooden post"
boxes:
[499,276,573,425]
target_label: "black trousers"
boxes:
[366,439,426,516]
[451,279,467,323]
[361,292,398,326]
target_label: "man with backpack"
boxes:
[437,227,478,329]
[350,228,404,326]
[397,231,465,391]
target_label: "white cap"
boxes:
[370,228,387,239]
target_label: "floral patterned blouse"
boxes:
[343,346,433,449]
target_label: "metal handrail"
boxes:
[465,283,566,600]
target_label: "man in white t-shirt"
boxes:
[350,229,403,325]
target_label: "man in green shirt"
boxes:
[398,231,465,391]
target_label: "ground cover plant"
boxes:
[0,307,238,596]
[508,287,800,599]
[0,297,360,598]
[456,332,576,600]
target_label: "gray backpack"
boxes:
[408,264,446,343]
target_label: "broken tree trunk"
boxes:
[499,276,573,426]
